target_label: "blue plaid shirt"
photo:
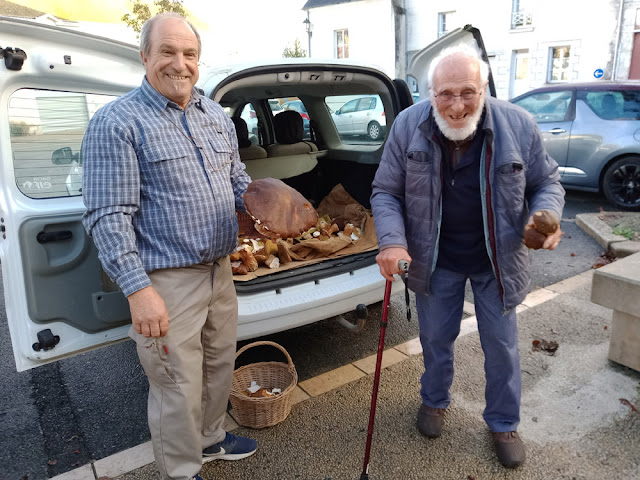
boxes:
[82,78,250,296]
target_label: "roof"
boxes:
[520,81,640,93]
[0,0,44,18]
[303,0,368,9]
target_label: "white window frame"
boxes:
[547,46,571,83]
[438,12,454,38]
[334,29,349,59]
[511,0,533,29]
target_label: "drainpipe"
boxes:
[391,0,406,79]
[612,0,624,80]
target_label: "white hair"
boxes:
[427,43,489,90]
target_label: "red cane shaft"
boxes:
[360,279,393,477]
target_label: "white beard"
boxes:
[430,92,484,141]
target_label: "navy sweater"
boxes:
[436,125,493,274]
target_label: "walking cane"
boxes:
[359,259,410,480]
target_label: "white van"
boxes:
[0,16,492,371]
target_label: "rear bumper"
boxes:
[237,263,403,340]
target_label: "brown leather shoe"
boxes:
[491,431,526,468]
[416,404,446,438]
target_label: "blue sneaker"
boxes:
[202,432,257,463]
[192,475,204,480]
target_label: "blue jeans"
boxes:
[416,267,521,432]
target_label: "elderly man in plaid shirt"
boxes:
[82,13,256,480]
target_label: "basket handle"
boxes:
[235,340,295,369]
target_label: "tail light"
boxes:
[382,111,385,116]
[301,113,310,120]
[250,110,257,118]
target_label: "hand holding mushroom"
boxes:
[524,210,562,250]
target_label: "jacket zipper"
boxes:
[480,139,505,308]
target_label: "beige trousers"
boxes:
[129,257,238,480]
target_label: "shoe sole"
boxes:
[202,449,256,464]
[417,425,441,439]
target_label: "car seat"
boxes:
[266,110,318,157]
[231,117,267,161]
[600,93,620,119]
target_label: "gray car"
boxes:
[511,82,640,210]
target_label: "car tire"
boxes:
[602,156,640,211]
[367,121,382,141]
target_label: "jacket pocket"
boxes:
[206,136,234,173]
[139,141,200,189]
[133,336,177,386]
[406,150,433,174]
[141,141,192,163]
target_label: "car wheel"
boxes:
[367,121,382,140]
[602,156,640,210]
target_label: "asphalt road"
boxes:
[0,190,616,480]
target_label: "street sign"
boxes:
[594,68,604,79]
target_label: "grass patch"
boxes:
[612,225,636,240]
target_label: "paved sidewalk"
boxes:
[51,267,640,480]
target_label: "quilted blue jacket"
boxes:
[371,96,565,310]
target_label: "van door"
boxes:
[0,18,143,371]
[407,25,496,100]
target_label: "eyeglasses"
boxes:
[434,91,482,105]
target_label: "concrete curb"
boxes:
[50,271,594,480]
[575,212,640,257]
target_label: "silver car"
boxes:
[331,95,386,140]
[511,82,640,210]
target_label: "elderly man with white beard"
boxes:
[370,44,564,469]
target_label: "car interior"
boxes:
[210,67,403,210]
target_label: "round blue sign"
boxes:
[594,68,604,79]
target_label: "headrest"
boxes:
[601,93,616,109]
[231,117,252,148]
[273,110,303,144]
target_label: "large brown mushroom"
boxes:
[243,178,318,239]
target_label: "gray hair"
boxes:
[427,43,489,89]
[139,12,201,59]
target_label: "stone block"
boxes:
[353,348,407,374]
[610,240,640,258]
[591,252,640,316]
[608,310,640,372]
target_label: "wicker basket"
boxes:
[229,341,298,429]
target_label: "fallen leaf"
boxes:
[593,251,616,269]
[604,325,608,330]
[47,460,57,466]
[619,398,638,413]
[570,252,575,257]
[532,339,559,355]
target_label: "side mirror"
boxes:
[51,147,74,165]
[335,109,341,115]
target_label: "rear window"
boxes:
[584,90,640,120]
[9,89,118,198]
